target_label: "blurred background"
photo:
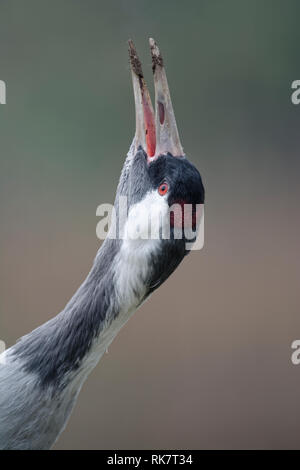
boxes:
[0,0,300,449]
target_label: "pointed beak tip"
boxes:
[128,39,134,53]
[128,40,144,78]
[149,37,159,53]
[149,38,163,73]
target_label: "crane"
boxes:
[0,38,205,450]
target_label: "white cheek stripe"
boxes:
[112,190,168,312]
[124,190,169,241]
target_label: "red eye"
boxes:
[158,182,169,196]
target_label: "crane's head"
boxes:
[113,39,205,293]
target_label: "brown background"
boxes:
[0,0,300,449]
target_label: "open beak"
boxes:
[128,38,184,159]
